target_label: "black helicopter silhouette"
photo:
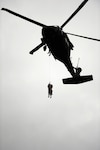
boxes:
[1,0,100,84]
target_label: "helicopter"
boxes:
[1,0,100,84]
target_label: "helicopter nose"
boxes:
[42,27,48,34]
[42,27,49,38]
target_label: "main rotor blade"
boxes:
[61,0,88,29]
[29,42,44,55]
[1,8,47,28]
[66,32,100,42]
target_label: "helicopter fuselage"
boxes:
[1,1,94,84]
[42,26,76,77]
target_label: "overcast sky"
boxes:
[0,0,100,150]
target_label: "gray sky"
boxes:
[0,0,100,150]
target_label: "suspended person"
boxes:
[48,83,53,98]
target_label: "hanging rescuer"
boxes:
[48,83,53,98]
